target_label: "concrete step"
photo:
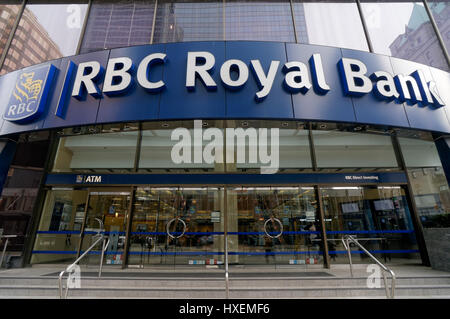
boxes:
[0,284,450,298]
[1,275,450,287]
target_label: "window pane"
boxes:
[428,1,450,52]
[313,130,398,168]
[153,0,223,43]
[52,130,139,172]
[321,186,420,264]
[80,0,155,53]
[398,135,450,228]
[398,136,442,168]
[235,129,312,171]
[361,1,449,71]
[225,0,295,42]
[0,2,22,58]
[293,1,369,51]
[139,127,225,172]
[30,189,87,264]
[1,1,88,75]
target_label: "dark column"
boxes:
[433,135,450,186]
[0,139,17,197]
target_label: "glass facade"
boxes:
[31,188,87,264]
[313,130,398,169]
[1,1,89,74]
[428,1,450,51]
[399,135,450,228]
[0,0,448,73]
[293,0,369,51]
[322,186,419,264]
[361,1,449,71]
[153,0,223,43]
[52,125,139,173]
[225,0,295,42]
[27,120,450,268]
[80,0,155,53]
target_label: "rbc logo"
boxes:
[3,64,56,123]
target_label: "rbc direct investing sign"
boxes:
[0,42,449,135]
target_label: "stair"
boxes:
[1,272,450,298]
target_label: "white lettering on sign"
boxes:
[64,52,446,109]
[83,175,102,183]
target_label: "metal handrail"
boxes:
[0,235,18,268]
[58,218,110,299]
[225,237,229,299]
[341,235,396,299]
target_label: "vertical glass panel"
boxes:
[1,1,89,75]
[80,0,155,54]
[139,121,225,172]
[0,131,49,254]
[228,186,321,267]
[398,136,450,228]
[128,187,225,267]
[52,130,138,172]
[0,1,22,58]
[80,190,130,265]
[0,168,42,252]
[321,186,420,264]
[225,0,295,42]
[313,130,398,168]
[153,0,223,43]
[293,1,369,51]
[31,189,88,264]
[361,1,449,71]
[235,129,312,172]
[427,1,449,52]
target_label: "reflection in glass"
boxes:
[1,2,88,74]
[153,0,223,43]
[80,0,155,53]
[313,130,398,169]
[321,186,420,264]
[52,131,139,173]
[361,1,449,71]
[31,189,88,264]
[293,1,369,51]
[398,136,450,228]
[225,0,295,42]
[228,187,321,266]
[0,2,21,58]
[428,1,450,52]
[128,187,224,266]
[80,191,130,265]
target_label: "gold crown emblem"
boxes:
[13,72,43,103]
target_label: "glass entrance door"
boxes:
[321,185,420,264]
[128,187,225,268]
[227,187,323,268]
[80,189,130,266]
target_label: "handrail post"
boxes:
[99,236,109,278]
[342,236,353,277]
[0,238,9,268]
[225,237,229,299]
[382,271,389,298]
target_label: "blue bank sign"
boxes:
[0,41,449,135]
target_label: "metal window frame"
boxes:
[0,0,27,71]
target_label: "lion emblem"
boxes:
[13,72,42,103]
